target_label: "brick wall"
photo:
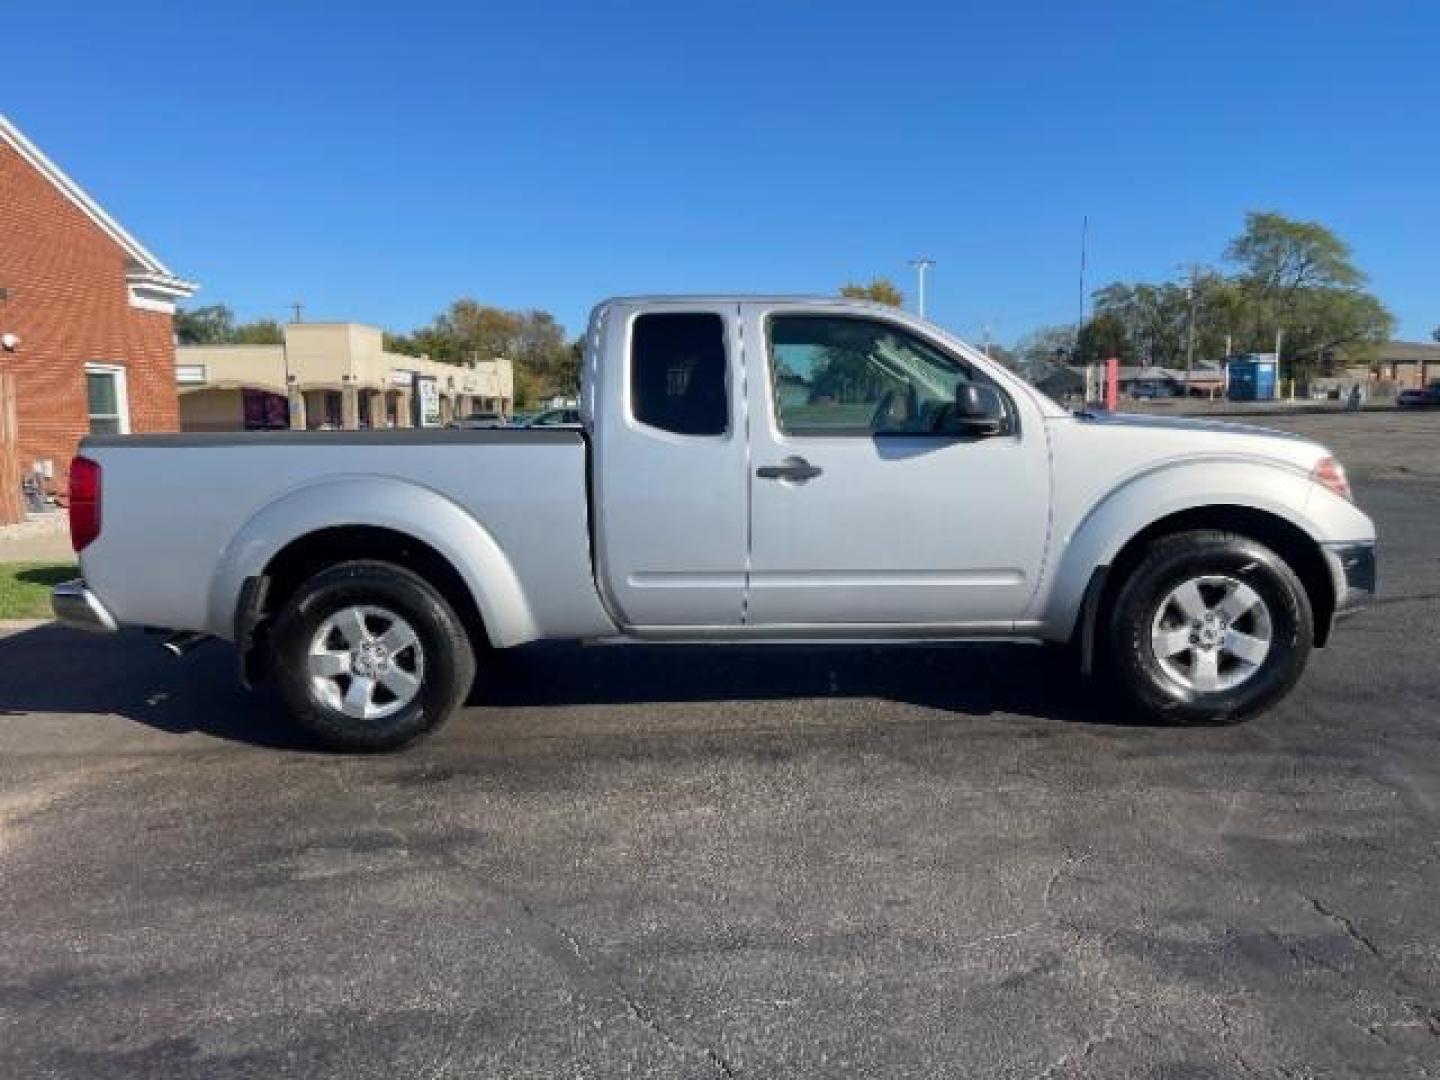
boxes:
[0,141,179,496]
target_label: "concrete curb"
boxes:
[0,618,52,633]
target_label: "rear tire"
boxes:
[270,560,475,752]
[1106,530,1313,725]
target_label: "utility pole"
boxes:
[1076,215,1089,351]
[908,258,935,320]
[290,301,305,324]
[1275,327,1286,400]
[1184,276,1197,398]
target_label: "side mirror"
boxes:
[955,383,1006,437]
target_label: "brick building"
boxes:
[0,114,196,497]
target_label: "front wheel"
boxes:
[270,560,476,752]
[1106,530,1313,725]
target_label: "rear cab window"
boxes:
[629,312,729,436]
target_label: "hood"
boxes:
[1055,408,1331,476]
[1073,409,1309,443]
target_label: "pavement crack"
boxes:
[517,900,739,1077]
[1305,895,1383,961]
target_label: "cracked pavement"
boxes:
[1,412,1438,1077]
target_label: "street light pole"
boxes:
[909,257,935,320]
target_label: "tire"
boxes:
[270,560,476,752]
[1105,530,1313,725]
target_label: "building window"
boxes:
[242,390,289,431]
[85,363,130,435]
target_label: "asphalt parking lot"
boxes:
[2,412,1437,1079]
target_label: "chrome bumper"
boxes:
[51,579,119,633]
[1325,541,1377,610]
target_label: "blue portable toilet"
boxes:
[1227,354,1279,401]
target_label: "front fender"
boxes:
[1033,456,1366,640]
[206,476,538,647]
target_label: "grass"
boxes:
[0,562,77,620]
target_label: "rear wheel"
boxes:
[1106,530,1313,724]
[271,560,475,751]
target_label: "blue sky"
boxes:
[6,1,1437,343]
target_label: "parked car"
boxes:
[523,407,582,427]
[449,411,506,429]
[54,295,1376,751]
[1128,382,1177,400]
[1396,383,1440,409]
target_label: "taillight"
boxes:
[69,455,101,552]
[1312,456,1351,502]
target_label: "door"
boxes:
[743,305,1051,628]
[592,302,749,627]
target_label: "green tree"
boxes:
[231,319,283,345]
[383,331,426,357]
[175,304,236,344]
[1083,213,1393,384]
[395,299,577,408]
[1075,311,1135,365]
[175,304,285,345]
[1225,211,1363,292]
[840,278,904,307]
[1224,211,1392,376]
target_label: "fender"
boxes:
[206,475,539,647]
[1031,456,1357,642]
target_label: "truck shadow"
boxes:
[484,641,1122,725]
[0,625,310,751]
[0,626,1135,751]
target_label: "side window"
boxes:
[85,363,130,435]
[769,315,989,436]
[630,312,728,436]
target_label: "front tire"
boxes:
[271,560,476,752]
[1106,530,1313,725]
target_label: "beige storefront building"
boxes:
[176,322,513,432]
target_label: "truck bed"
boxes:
[78,428,617,644]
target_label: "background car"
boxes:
[1128,381,1177,400]
[522,407,582,427]
[449,411,507,429]
[1397,383,1440,409]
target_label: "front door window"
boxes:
[768,315,993,436]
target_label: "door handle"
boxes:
[756,456,823,482]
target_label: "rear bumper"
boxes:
[1325,541,1377,611]
[51,579,119,633]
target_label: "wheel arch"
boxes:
[1067,504,1336,675]
[208,477,540,657]
[1099,505,1334,643]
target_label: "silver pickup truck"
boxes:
[54,296,1376,750]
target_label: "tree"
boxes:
[231,319,283,345]
[394,299,577,408]
[840,278,904,307]
[982,342,1016,370]
[1013,325,1079,378]
[383,331,426,357]
[175,304,236,345]
[1224,211,1392,375]
[1091,272,1235,369]
[1225,211,1363,293]
[175,304,284,346]
[1081,213,1393,385]
[1075,311,1135,365]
